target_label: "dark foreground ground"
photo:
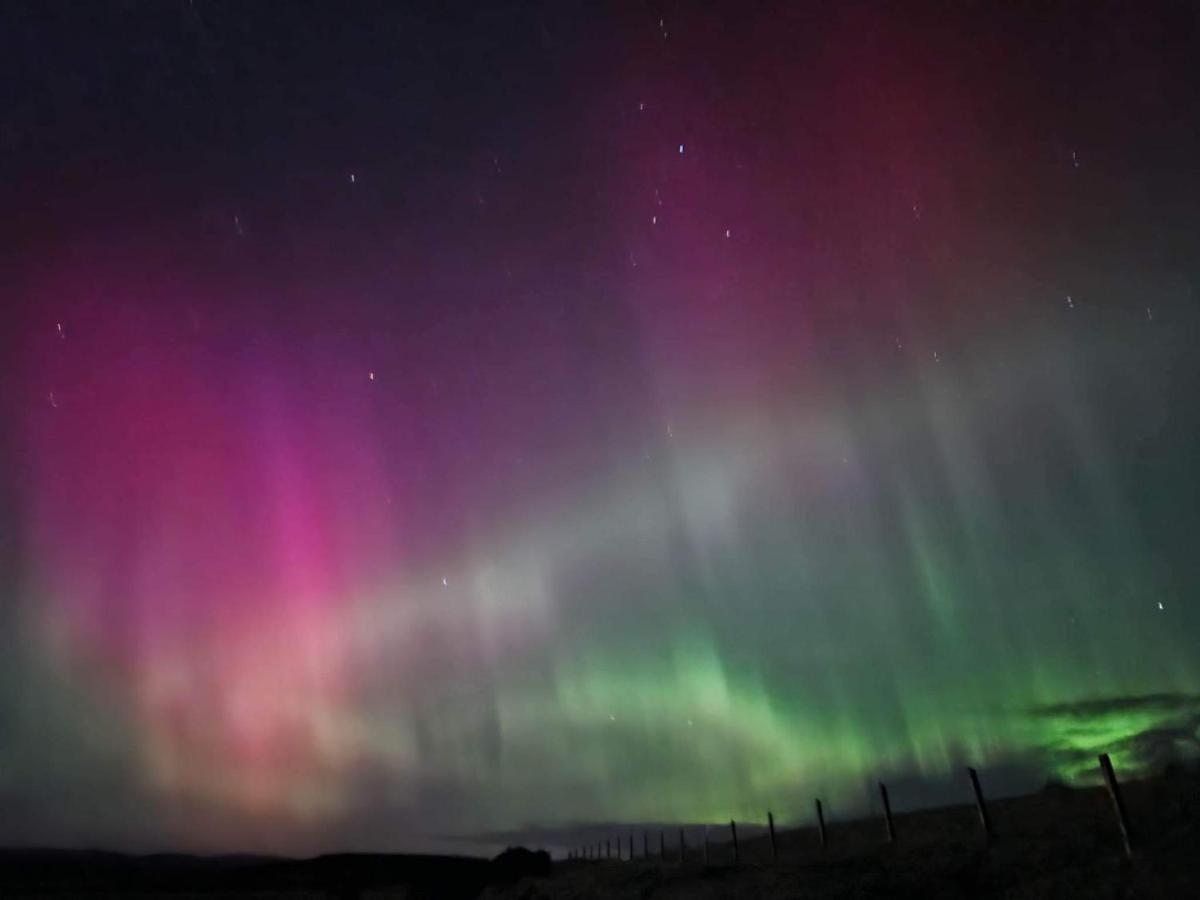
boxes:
[4,766,1199,898]
[489,765,1200,900]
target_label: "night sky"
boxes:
[2,1,1200,857]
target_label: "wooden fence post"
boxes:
[730,819,739,865]
[643,831,649,859]
[967,767,993,840]
[628,832,634,861]
[768,811,778,863]
[879,782,895,843]
[679,828,686,864]
[1099,753,1134,858]
[606,838,611,859]
[815,798,828,849]
[703,825,709,865]
[660,830,665,861]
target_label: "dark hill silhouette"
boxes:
[4,767,1200,897]
[0,847,503,898]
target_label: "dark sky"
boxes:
[2,1,1199,856]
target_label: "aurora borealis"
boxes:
[2,1,1200,857]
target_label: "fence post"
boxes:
[768,811,778,863]
[815,798,828,849]
[606,838,611,859]
[660,830,665,861]
[1099,753,1134,858]
[703,825,709,865]
[730,819,739,865]
[967,767,993,840]
[679,828,686,864]
[643,831,648,859]
[628,832,634,861]
[879,781,895,843]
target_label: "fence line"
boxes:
[568,755,1137,866]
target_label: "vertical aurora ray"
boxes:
[3,1,1200,855]
[8,265,1200,847]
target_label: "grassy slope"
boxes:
[478,767,1200,899]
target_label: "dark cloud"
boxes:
[1025,693,1200,780]
[1028,692,1200,719]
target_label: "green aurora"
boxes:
[4,2,1200,858]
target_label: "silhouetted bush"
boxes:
[490,846,552,882]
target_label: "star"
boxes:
[368,371,375,381]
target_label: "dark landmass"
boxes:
[4,765,1199,898]
[0,848,494,898]
[488,764,1200,899]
